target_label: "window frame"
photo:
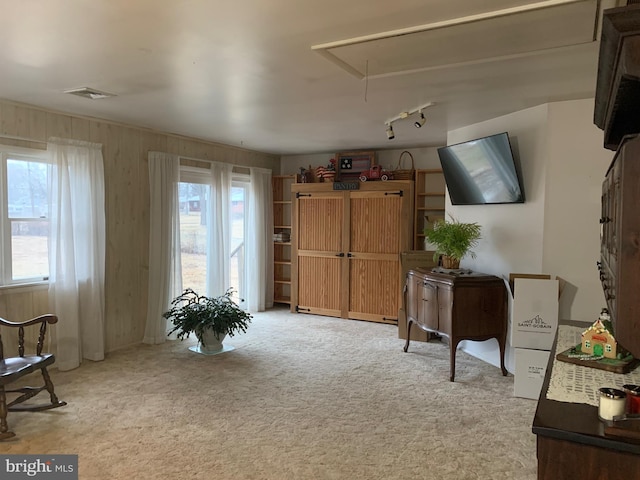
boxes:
[0,145,50,287]
[180,165,212,185]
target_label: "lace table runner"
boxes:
[546,325,640,406]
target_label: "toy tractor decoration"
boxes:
[359,165,394,182]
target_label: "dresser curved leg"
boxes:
[499,336,508,376]
[403,320,413,352]
[449,338,460,382]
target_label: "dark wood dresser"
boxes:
[533,321,640,479]
[533,6,640,478]
[403,268,508,381]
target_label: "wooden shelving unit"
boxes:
[414,169,446,250]
[272,175,296,305]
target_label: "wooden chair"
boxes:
[0,314,67,440]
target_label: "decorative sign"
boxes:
[335,151,375,182]
[333,182,360,190]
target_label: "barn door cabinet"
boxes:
[291,180,413,324]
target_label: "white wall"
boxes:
[544,100,613,321]
[446,98,612,373]
[448,104,549,277]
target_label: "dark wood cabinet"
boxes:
[533,321,640,480]
[595,5,640,359]
[403,268,508,381]
[594,5,640,151]
[598,135,640,359]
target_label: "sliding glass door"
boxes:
[230,180,248,309]
[178,179,209,295]
[178,168,249,308]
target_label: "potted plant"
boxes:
[424,216,482,269]
[164,288,252,355]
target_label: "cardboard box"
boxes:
[509,276,561,350]
[514,348,551,400]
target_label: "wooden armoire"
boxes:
[291,180,413,324]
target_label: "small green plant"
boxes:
[164,288,252,343]
[424,216,482,264]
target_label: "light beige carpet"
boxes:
[4,307,538,479]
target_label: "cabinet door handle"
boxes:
[347,253,354,257]
[335,252,345,257]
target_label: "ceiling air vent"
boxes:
[63,87,116,100]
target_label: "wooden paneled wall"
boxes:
[0,99,279,353]
[0,285,50,357]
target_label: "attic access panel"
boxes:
[313,0,599,79]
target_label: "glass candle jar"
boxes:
[623,384,640,414]
[598,387,627,421]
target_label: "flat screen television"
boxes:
[437,132,525,205]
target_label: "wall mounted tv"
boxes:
[437,132,525,205]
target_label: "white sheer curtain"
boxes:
[246,167,273,311]
[206,162,233,297]
[143,152,183,344]
[47,138,106,371]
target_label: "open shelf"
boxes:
[414,169,446,249]
[273,175,297,305]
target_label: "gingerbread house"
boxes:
[581,318,617,359]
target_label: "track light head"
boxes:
[386,123,395,140]
[383,102,433,139]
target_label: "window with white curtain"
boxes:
[0,146,51,285]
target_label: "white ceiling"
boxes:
[0,0,624,155]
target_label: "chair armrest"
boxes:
[0,314,58,328]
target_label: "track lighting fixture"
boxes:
[383,101,434,139]
[386,123,395,140]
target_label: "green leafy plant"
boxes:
[424,216,482,264]
[164,288,252,343]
